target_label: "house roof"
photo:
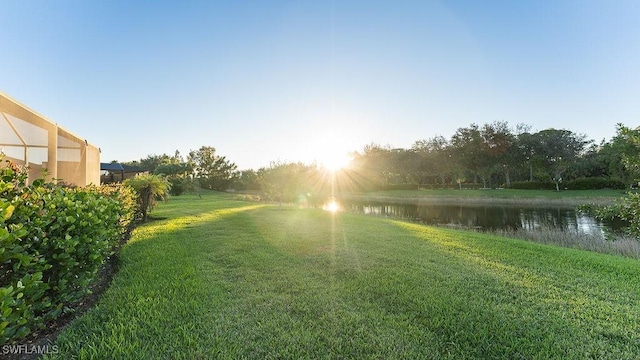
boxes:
[101,162,149,174]
[122,164,147,172]
[100,163,125,171]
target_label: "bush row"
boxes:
[382,183,485,191]
[509,178,627,190]
[0,160,137,344]
[417,183,485,190]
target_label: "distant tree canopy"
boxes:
[121,122,639,198]
[235,169,261,191]
[616,124,640,182]
[155,163,192,177]
[346,123,631,191]
[122,147,238,193]
[114,124,640,237]
[188,146,238,191]
[257,162,330,207]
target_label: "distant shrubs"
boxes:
[0,159,137,344]
[233,193,261,202]
[510,181,560,190]
[564,178,626,190]
[417,183,484,190]
[167,176,190,196]
[154,162,192,196]
[510,178,626,190]
[381,184,420,191]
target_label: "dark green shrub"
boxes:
[512,178,626,190]
[509,181,557,190]
[381,184,420,191]
[564,178,626,190]
[0,158,137,344]
[168,176,188,196]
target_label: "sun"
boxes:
[308,130,355,172]
[320,151,352,172]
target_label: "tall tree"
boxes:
[350,143,394,189]
[480,121,516,187]
[412,136,451,186]
[386,148,417,186]
[451,124,487,186]
[154,162,192,177]
[616,124,640,183]
[533,129,590,191]
[258,162,320,206]
[515,131,543,182]
[235,169,261,191]
[187,146,238,191]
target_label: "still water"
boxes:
[345,202,625,237]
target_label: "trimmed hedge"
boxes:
[0,159,136,344]
[510,178,626,190]
[381,184,421,191]
[564,177,626,190]
[509,181,557,190]
[383,183,487,191]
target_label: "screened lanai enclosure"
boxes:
[0,91,100,186]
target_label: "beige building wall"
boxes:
[0,91,100,186]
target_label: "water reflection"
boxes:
[348,202,625,237]
[322,199,341,213]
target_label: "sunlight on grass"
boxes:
[48,192,640,359]
[131,203,265,243]
[393,218,640,353]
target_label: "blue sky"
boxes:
[1,0,639,170]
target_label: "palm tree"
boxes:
[123,174,171,221]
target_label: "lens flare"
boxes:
[322,199,341,212]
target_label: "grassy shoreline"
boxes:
[338,189,628,206]
[46,192,640,359]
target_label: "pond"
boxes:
[344,201,626,238]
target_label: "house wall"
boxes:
[0,91,100,186]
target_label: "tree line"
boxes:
[348,122,637,191]
[116,123,640,196]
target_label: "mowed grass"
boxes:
[48,192,640,359]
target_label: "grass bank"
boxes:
[339,189,628,206]
[48,192,640,359]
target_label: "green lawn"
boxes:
[48,192,640,359]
